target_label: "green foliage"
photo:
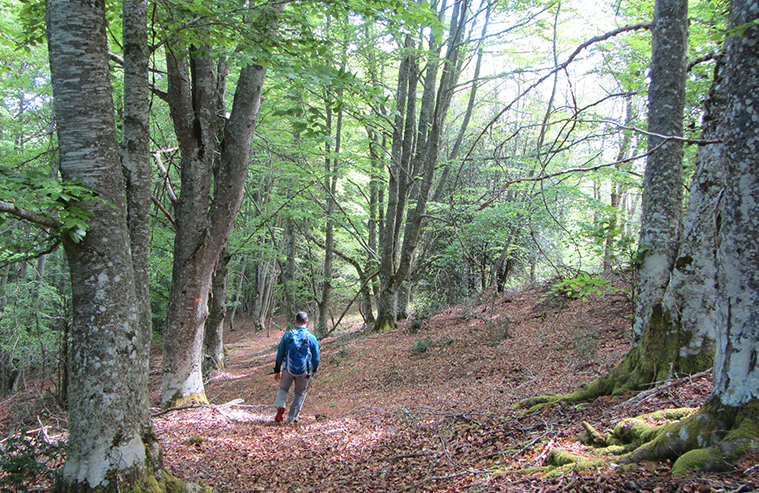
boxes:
[0,259,67,394]
[0,170,98,262]
[579,217,638,269]
[547,273,616,300]
[0,430,65,492]
[410,336,433,355]
[408,299,446,334]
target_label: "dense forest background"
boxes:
[1,0,758,490]
[1,0,724,391]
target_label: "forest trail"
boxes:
[148,278,757,492]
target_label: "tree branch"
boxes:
[457,22,652,190]
[0,201,62,228]
[476,152,647,212]
[579,119,722,145]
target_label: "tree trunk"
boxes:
[283,218,297,324]
[374,1,469,332]
[318,87,342,336]
[604,97,635,272]
[46,0,160,488]
[711,0,759,408]
[632,0,688,342]
[204,247,230,370]
[656,58,726,376]
[375,35,415,332]
[228,254,247,332]
[617,0,689,387]
[121,0,152,342]
[162,45,218,407]
[161,3,280,407]
[623,5,759,472]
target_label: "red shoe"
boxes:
[275,407,285,423]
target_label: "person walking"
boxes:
[273,311,320,423]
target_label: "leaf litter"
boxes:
[151,277,757,492]
[3,275,757,491]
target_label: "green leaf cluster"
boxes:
[547,273,617,300]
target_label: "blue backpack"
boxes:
[286,328,312,376]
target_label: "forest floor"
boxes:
[3,275,759,492]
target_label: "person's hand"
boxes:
[274,372,281,383]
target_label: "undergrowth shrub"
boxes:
[408,299,447,334]
[546,273,617,300]
[410,337,433,354]
[0,430,65,492]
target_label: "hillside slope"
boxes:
[150,281,757,492]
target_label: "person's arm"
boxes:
[274,332,289,379]
[310,334,320,374]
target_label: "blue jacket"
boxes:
[274,326,320,375]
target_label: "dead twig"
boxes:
[614,369,712,409]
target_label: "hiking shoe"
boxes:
[275,407,285,423]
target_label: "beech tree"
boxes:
[160,1,282,407]
[374,0,468,332]
[45,0,181,489]
[622,0,759,470]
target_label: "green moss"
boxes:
[596,445,630,456]
[512,465,551,476]
[164,392,209,409]
[182,436,205,446]
[516,394,562,409]
[373,316,396,333]
[546,449,579,466]
[613,418,656,444]
[671,447,727,476]
[573,457,608,471]
[162,471,189,493]
[642,408,698,422]
[133,475,163,493]
[53,466,212,493]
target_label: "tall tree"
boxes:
[625,0,759,470]
[160,1,282,407]
[588,0,690,392]
[632,0,688,344]
[375,0,468,332]
[45,0,176,489]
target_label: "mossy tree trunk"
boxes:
[609,0,759,472]
[47,0,169,488]
[522,0,723,408]
[629,0,688,382]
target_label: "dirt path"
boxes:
[150,284,757,492]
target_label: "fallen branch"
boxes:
[151,404,207,417]
[388,452,438,461]
[613,368,713,409]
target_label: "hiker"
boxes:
[273,311,320,423]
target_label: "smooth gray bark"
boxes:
[204,247,230,369]
[712,0,759,406]
[161,3,281,407]
[47,0,155,487]
[121,0,152,342]
[633,0,688,340]
[660,59,726,371]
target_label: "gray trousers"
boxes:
[275,371,310,422]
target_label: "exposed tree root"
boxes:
[519,303,714,410]
[517,398,759,478]
[620,398,759,475]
